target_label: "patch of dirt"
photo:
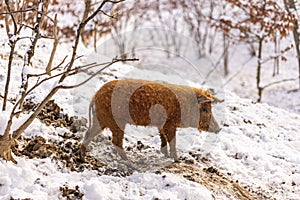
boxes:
[23,99,87,133]
[12,132,130,177]
[12,99,132,177]
[59,184,84,200]
[159,162,275,200]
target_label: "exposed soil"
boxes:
[23,99,87,133]
[59,184,84,200]
[12,132,130,176]
[159,163,275,200]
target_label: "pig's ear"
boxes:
[211,96,224,104]
[197,95,212,104]
[197,95,224,104]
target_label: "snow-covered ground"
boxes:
[0,158,213,200]
[0,24,300,200]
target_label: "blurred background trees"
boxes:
[1,0,299,101]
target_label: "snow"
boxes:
[0,158,213,200]
[82,172,212,200]
[210,92,300,199]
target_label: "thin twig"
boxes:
[12,57,137,140]
[4,0,17,33]
[0,8,36,15]
[46,14,58,75]
[28,56,68,78]
[26,57,137,97]
[60,58,139,89]
[201,41,232,85]
[99,9,116,18]
[60,0,126,81]
[262,76,300,90]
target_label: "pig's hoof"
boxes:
[161,146,169,157]
[79,144,87,161]
[114,147,128,160]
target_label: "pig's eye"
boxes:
[202,108,209,113]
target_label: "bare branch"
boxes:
[84,0,125,25]
[16,23,34,31]
[262,76,300,90]
[81,0,92,46]
[60,0,126,81]
[11,57,137,140]
[28,56,68,78]
[61,58,139,89]
[27,57,137,96]
[46,14,58,75]
[2,3,18,111]
[99,9,116,18]
[12,86,60,139]
[0,7,36,15]
[4,0,17,33]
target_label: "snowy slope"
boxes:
[211,92,300,200]
[0,158,213,200]
[1,59,299,199]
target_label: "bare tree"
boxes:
[284,0,300,89]
[0,0,137,163]
[1,0,26,111]
[273,31,280,76]
[18,0,46,111]
[218,0,295,102]
[106,1,146,59]
[180,0,217,58]
[154,0,186,57]
[223,32,230,76]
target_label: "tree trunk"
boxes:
[0,136,17,164]
[81,0,92,46]
[2,41,15,111]
[2,2,17,111]
[284,0,300,89]
[46,14,58,76]
[273,32,280,76]
[223,32,229,76]
[257,37,263,102]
